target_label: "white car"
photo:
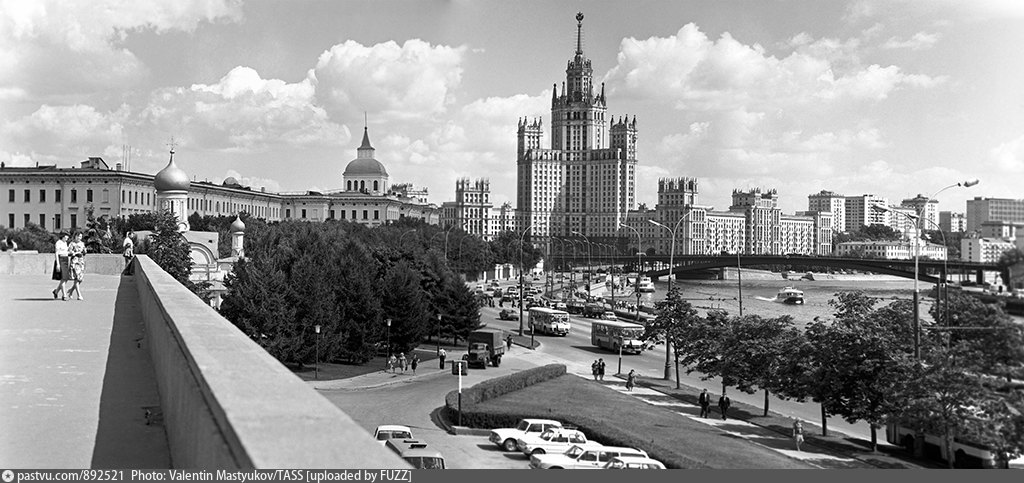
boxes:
[603,456,666,469]
[488,418,563,452]
[373,425,413,446]
[530,444,648,469]
[517,428,592,456]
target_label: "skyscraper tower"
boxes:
[516,12,638,244]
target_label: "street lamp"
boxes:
[518,224,534,337]
[398,228,417,246]
[649,211,695,381]
[314,324,321,380]
[384,319,391,361]
[874,177,978,359]
[619,223,643,310]
[571,231,592,298]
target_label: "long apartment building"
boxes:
[0,127,439,231]
[439,178,515,241]
[966,197,1024,233]
[621,179,832,257]
[516,13,636,246]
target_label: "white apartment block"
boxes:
[835,240,948,260]
[961,237,1016,263]
[939,211,967,233]
[900,194,939,230]
[844,194,890,232]
[966,197,1024,233]
[808,190,845,233]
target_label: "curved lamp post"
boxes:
[649,211,694,381]
[571,231,593,298]
[518,224,534,336]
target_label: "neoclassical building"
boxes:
[0,126,439,232]
[516,12,638,246]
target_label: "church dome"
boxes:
[230,215,246,233]
[223,176,240,187]
[343,158,389,177]
[154,154,190,192]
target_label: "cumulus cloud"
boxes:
[1,104,127,156]
[140,66,350,153]
[221,169,283,194]
[0,0,243,98]
[311,39,467,121]
[989,135,1024,173]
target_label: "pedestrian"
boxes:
[625,370,637,391]
[398,353,407,373]
[5,236,16,251]
[67,232,87,301]
[387,354,397,373]
[410,354,419,375]
[718,393,731,420]
[792,419,804,451]
[52,232,70,301]
[591,360,599,381]
[506,334,513,351]
[438,348,447,369]
[597,358,606,381]
[122,231,135,275]
[698,388,711,418]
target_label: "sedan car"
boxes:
[602,456,666,469]
[498,309,520,321]
[373,425,413,446]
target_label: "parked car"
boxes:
[384,438,445,469]
[530,444,649,469]
[602,456,666,469]
[373,425,413,446]
[489,419,563,452]
[518,428,593,456]
[554,301,568,311]
[498,309,519,321]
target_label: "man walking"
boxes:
[591,360,599,381]
[597,359,606,381]
[698,389,711,418]
[438,348,447,369]
[718,393,732,420]
[792,419,804,451]
[506,334,513,351]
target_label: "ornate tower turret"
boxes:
[517,117,543,160]
[154,142,190,232]
[229,214,246,258]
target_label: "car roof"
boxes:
[522,418,562,425]
[375,425,411,433]
[609,456,660,463]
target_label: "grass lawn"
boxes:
[292,339,457,382]
[471,374,813,469]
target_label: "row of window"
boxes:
[287,208,380,221]
[9,188,153,206]
[6,213,76,230]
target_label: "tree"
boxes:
[489,230,543,270]
[997,248,1024,289]
[647,287,701,388]
[381,260,429,354]
[0,223,55,252]
[146,210,194,288]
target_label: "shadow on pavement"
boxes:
[90,275,170,468]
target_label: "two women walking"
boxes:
[51,231,86,301]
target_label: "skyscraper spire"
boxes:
[575,12,584,56]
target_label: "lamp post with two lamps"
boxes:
[649,211,695,381]
[314,324,321,380]
[571,231,593,299]
[518,224,534,337]
[874,178,978,359]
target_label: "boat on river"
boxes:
[637,276,656,293]
[776,287,804,305]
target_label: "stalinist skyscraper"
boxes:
[516,12,638,245]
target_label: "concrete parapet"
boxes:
[0,252,126,275]
[133,255,407,469]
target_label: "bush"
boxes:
[445,364,565,424]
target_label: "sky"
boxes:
[2,0,1023,214]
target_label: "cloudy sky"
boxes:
[2,0,1022,214]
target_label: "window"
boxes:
[121,190,125,203]
[71,189,78,203]
[7,189,13,202]
[70,214,77,228]
[55,214,61,230]
[301,209,306,219]
[7,214,13,228]
[373,210,379,220]
[55,190,61,202]
[39,214,45,228]
[362,210,368,220]
[24,189,30,202]
[39,189,45,202]
[352,210,356,219]
[340,210,346,219]
[24,214,30,226]
[373,180,379,191]
[102,189,109,203]
[347,180,352,191]
[285,209,291,218]
[86,189,93,203]
[330,210,335,219]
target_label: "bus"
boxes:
[384,439,446,469]
[591,320,646,354]
[529,307,571,336]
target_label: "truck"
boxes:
[583,303,606,319]
[463,329,506,369]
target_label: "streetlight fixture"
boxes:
[435,314,442,357]
[649,211,695,381]
[619,223,643,313]
[571,231,593,298]
[874,178,978,360]
[384,319,391,361]
[518,224,534,337]
[314,324,322,380]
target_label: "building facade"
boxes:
[0,127,439,231]
[961,236,1016,263]
[900,194,939,231]
[807,190,845,233]
[966,197,1024,233]
[844,194,890,232]
[835,240,948,260]
[516,13,637,246]
[939,211,967,233]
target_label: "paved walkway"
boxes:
[314,341,928,469]
[0,274,170,468]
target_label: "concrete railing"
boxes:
[0,252,126,275]
[133,255,407,468]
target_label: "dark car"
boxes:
[499,309,520,321]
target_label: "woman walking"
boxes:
[67,232,87,301]
[792,419,804,452]
[52,232,70,300]
[625,369,637,392]
[122,231,135,274]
